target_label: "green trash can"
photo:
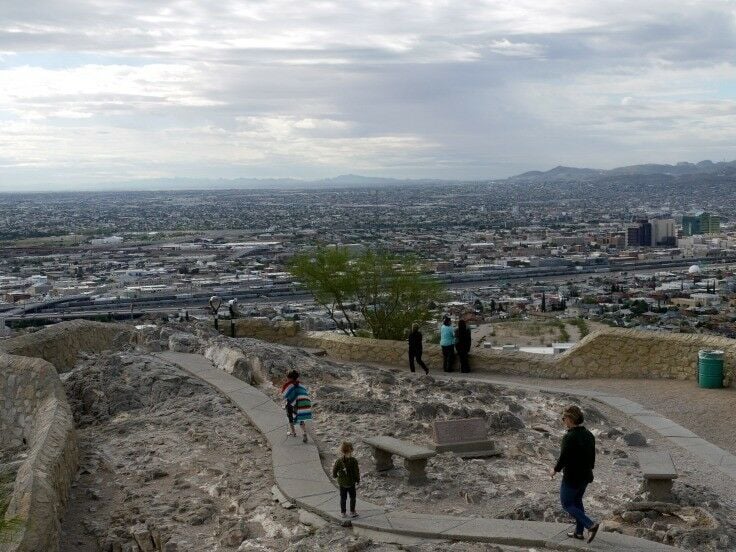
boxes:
[698,349,724,389]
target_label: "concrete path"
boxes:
[438,371,736,481]
[159,351,680,552]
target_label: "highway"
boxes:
[2,256,733,324]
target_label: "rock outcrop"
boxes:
[0,320,133,373]
[0,353,78,552]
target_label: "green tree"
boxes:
[289,247,360,336]
[289,247,444,340]
[352,250,444,340]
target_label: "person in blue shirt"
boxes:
[439,316,456,372]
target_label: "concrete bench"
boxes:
[637,450,678,502]
[363,436,436,485]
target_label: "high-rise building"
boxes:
[640,221,652,247]
[626,220,653,247]
[651,218,676,246]
[681,215,700,236]
[626,225,641,247]
[682,212,720,236]
[700,212,720,234]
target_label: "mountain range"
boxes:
[15,159,736,192]
[507,160,736,183]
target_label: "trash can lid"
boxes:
[699,349,725,358]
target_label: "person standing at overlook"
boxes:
[455,319,471,373]
[550,405,599,543]
[439,315,456,372]
[408,323,429,374]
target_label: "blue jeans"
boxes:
[560,481,595,535]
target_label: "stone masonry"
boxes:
[227,319,734,385]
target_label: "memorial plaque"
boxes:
[433,418,487,446]
[432,417,500,458]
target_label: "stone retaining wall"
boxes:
[227,319,734,384]
[555,328,736,383]
[1,353,78,552]
[0,319,133,372]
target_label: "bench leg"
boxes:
[643,478,674,502]
[404,458,428,485]
[373,448,394,471]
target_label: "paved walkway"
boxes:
[515,377,736,455]
[436,372,736,481]
[159,351,680,551]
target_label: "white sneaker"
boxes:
[350,512,358,518]
[341,512,348,518]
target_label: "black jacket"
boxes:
[408,330,423,354]
[455,327,471,353]
[554,425,595,486]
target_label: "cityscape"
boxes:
[2,169,736,346]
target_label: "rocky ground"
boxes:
[47,322,736,551]
[56,348,546,552]
[237,334,736,552]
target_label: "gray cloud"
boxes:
[0,0,735,187]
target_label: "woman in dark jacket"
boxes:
[455,319,471,373]
[551,405,600,543]
[407,323,429,374]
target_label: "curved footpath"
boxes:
[159,351,679,552]
[440,372,736,481]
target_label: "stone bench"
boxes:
[637,450,678,502]
[363,436,436,485]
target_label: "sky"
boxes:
[1,0,736,188]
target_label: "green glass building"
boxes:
[682,212,720,235]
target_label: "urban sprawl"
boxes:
[2,183,735,349]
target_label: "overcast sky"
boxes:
[1,1,735,188]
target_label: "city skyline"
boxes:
[2,1,736,188]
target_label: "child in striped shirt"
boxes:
[282,370,312,443]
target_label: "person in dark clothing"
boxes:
[332,441,360,518]
[455,319,471,373]
[551,405,600,543]
[408,323,429,374]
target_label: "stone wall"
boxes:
[0,319,133,372]
[228,319,734,384]
[222,318,300,342]
[226,319,558,377]
[1,353,78,552]
[555,328,736,382]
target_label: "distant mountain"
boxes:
[506,159,736,183]
[511,165,604,182]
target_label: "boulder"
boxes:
[623,431,648,447]
[168,333,199,353]
[489,411,525,432]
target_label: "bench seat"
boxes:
[362,436,436,485]
[637,450,678,502]
[363,436,436,460]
